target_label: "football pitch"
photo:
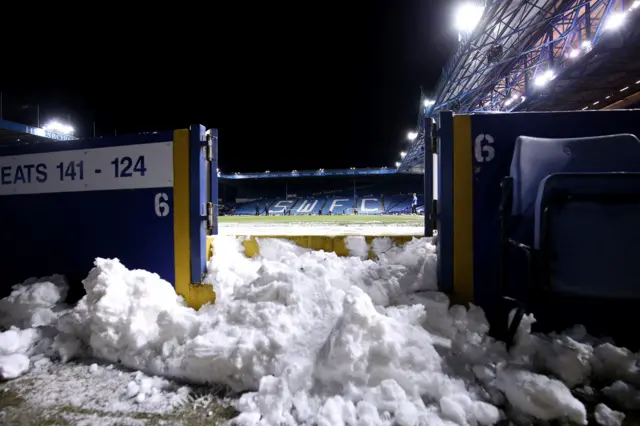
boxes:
[219,214,423,225]
[218,214,425,236]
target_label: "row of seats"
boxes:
[500,133,640,348]
[230,194,423,216]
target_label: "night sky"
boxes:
[1,1,456,173]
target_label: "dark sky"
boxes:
[1,1,456,173]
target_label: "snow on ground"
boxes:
[218,222,425,236]
[0,235,638,425]
[1,358,232,425]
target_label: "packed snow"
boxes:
[1,235,639,425]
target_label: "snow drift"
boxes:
[0,235,638,425]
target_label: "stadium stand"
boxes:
[292,198,324,215]
[384,194,424,214]
[228,193,424,216]
[354,197,383,215]
[220,174,424,216]
[326,196,355,214]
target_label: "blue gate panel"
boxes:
[209,128,219,237]
[423,117,434,237]
[0,133,175,299]
[437,112,454,294]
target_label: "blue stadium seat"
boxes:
[326,197,355,214]
[500,134,640,346]
[354,197,383,214]
[292,198,325,215]
[534,173,640,298]
[385,194,422,214]
[269,199,297,215]
[233,199,278,216]
[385,194,410,212]
[232,201,261,216]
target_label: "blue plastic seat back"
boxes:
[534,173,640,299]
[510,134,640,218]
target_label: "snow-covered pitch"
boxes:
[218,215,425,236]
[0,235,637,426]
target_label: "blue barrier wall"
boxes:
[0,133,174,299]
[0,126,218,308]
[438,110,640,308]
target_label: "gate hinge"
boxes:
[204,133,213,162]
[430,120,438,155]
[206,202,214,232]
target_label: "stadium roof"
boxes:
[219,167,398,180]
[514,15,640,111]
[0,119,404,179]
[399,0,639,173]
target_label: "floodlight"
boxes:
[454,3,484,33]
[534,70,555,87]
[43,120,74,135]
[604,12,626,31]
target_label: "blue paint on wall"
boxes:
[0,188,174,300]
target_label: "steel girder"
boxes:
[399,0,632,172]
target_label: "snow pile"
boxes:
[123,370,191,407]
[495,368,586,424]
[0,327,41,379]
[49,236,586,425]
[0,275,68,379]
[2,235,640,425]
[0,274,68,329]
[594,403,625,426]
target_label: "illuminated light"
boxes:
[400,151,407,158]
[569,49,580,59]
[43,120,74,135]
[423,99,435,107]
[505,98,513,106]
[631,0,640,10]
[534,70,555,87]
[534,76,547,87]
[395,161,401,168]
[621,86,630,92]
[582,40,592,49]
[407,131,418,141]
[606,95,612,99]
[454,3,485,33]
[593,101,600,105]
[582,106,589,110]
[604,12,626,31]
